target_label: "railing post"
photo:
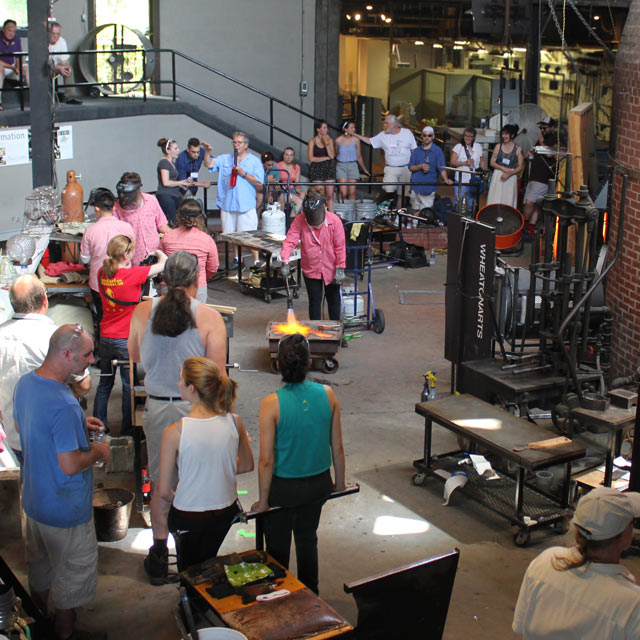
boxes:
[172,51,176,102]
[142,49,147,101]
[269,98,274,146]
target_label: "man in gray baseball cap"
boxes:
[513,487,640,639]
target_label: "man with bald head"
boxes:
[0,275,90,464]
[14,324,110,640]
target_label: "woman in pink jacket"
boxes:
[280,191,346,321]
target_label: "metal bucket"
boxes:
[333,201,355,222]
[93,488,134,542]
[355,199,377,220]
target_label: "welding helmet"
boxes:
[303,192,326,227]
[116,179,142,211]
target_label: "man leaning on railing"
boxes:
[0,19,28,111]
[48,21,82,105]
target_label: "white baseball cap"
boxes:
[572,488,640,541]
[422,126,435,135]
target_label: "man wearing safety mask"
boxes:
[280,190,346,322]
[113,171,171,266]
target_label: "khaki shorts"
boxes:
[26,516,98,610]
[382,165,411,194]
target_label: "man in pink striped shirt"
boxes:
[113,172,171,266]
[280,192,346,321]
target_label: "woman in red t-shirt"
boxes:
[93,235,167,435]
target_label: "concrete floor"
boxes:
[3,251,640,639]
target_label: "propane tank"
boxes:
[421,370,438,402]
[262,202,286,236]
[61,170,84,222]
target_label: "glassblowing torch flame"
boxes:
[273,309,332,338]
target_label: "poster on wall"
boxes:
[0,126,73,165]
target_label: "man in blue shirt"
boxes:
[209,131,265,265]
[176,137,214,196]
[408,126,453,211]
[14,324,111,640]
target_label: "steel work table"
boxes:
[414,394,586,545]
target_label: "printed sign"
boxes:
[0,125,73,165]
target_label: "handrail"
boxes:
[7,46,341,148]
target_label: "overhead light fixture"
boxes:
[453,45,463,50]
[366,4,373,9]
[380,13,386,20]
[346,13,352,20]
[513,47,527,53]
[477,48,487,54]
[433,43,443,49]
[385,17,392,23]
[594,15,600,20]
[354,12,361,20]
[454,40,468,45]
[414,40,424,46]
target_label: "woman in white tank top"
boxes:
[156,357,253,570]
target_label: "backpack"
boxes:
[432,195,454,224]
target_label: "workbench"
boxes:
[414,394,586,545]
[220,230,301,303]
[182,549,353,640]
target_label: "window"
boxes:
[0,0,28,28]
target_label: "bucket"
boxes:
[189,629,248,640]
[261,203,286,236]
[93,488,134,542]
[333,201,355,222]
[535,470,554,493]
[355,199,377,220]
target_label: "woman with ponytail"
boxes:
[128,250,228,584]
[252,332,346,594]
[94,235,166,436]
[156,357,253,570]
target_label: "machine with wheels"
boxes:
[341,220,385,334]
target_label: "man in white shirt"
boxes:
[48,21,81,105]
[513,487,640,639]
[353,114,417,206]
[0,275,91,464]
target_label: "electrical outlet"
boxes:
[299,81,308,97]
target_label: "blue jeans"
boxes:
[454,184,477,214]
[93,338,132,436]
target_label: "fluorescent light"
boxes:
[454,40,468,45]
[354,12,361,20]
[433,43,443,49]
[513,47,527,52]
[414,40,424,45]
[453,45,463,50]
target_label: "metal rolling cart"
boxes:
[220,230,301,303]
[341,220,385,334]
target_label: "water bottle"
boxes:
[93,427,107,467]
[429,249,436,266]
[421,371,438,402]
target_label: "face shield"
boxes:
[303,193,326,227]
[116,180,141,211]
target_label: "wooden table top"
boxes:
[416,394,586,470]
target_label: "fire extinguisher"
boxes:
[142,467,151,504]
[229,148,238,187]
[60,169,84,263]
[421,370,438,402]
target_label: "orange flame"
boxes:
[272,309,332,338]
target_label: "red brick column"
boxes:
[608,0,640,378]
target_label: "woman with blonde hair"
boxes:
[94,234,167,436]
[157,356,254,570]
[160,199,219,303]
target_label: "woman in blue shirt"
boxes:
[252,333,346,594]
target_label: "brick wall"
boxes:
[608,0,640,378]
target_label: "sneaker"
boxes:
[143,546,179,586]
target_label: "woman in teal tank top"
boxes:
[252,333,346,594]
